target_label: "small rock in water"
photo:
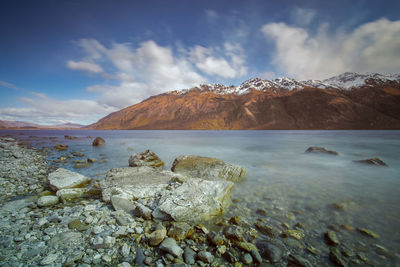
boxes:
[325,230,340,246]
[329,247,347,267]
[54,144,68,151]
[256,240,284,263]
[223,225,245,242]
[354,158,387,167]
[207,231,225,246]
[305,146,338,155]
[242,253,253,265]
[288,254,312,267]
[92,137,105,146]
[129,150,164,169]
[283,230,305,240]
[87,157,97,163]
[357,227,379,238]
[159,238,183,257]
[37,195,59,207]
[255,221,276,237]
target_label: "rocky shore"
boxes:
[0,137,398,266]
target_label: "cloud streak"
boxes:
[0,80,20,90]
[67,60,104,73]
[0,92,117,125]
[261,18,400,79]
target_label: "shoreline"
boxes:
[0,135,398,266]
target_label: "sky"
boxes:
[1,0,400,125]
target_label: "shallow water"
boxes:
[2,129,400,265]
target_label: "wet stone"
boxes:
[325,230,340,246]
[37,195,58,207]
[288,254,312,267]
[255,221,276,237]
[207,231,225,246]
[283,230,305,240]
[242,253,253,265]
[329,247,347,267]
[256,240,284,263]
[305,146,338,155]
[357,227,379,238]
[354,158,388,167]
[223,225,245,242]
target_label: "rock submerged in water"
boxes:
[305,146,338,155]
[129,150,164,169]
[37,195,59,207]
[171,155,247,182]
[92,137,105,146]
[48,168,92,191]
[100,166,234,223]
[354,158,387,167]
[54,144,68,151]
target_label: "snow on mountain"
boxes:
[169,72,400,96]
[321,72,400,90]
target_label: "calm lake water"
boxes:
[2,129,400,265]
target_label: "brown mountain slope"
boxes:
[88,82,400,130]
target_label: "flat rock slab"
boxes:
[171,155,247,182]
[354,158,387,166]
[101,166,234,223]
[48,168,92,191]
[305,146,338,155]
[101,166,178,202]
[154,178,234,222]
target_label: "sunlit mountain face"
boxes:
[88,72,400,130]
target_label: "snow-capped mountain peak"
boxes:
[168,72,400,96]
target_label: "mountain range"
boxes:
[0,121,84,130]
[87,72,400,130]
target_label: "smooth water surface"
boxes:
[2,130,400,265]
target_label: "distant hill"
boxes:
[0,120,85,129]
[87,72,400,130]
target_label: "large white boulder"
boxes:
[48,168,91,191]
[171,155,246,182]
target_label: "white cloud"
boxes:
[0,80,20,90]
[75,39,106,60]
[67,60,104,73]
[188,43,247,79]
[0,92,117,125]
[66,39,247,109]
[261,18,400,80]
